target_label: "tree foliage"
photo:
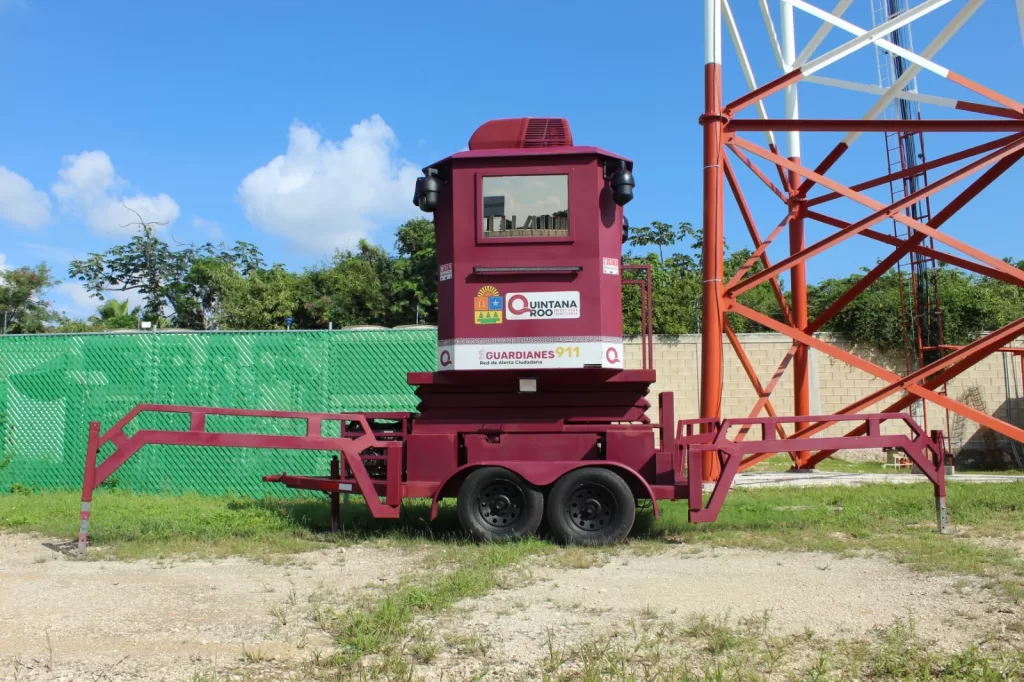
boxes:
[622,221,782,335]
[67,221,270,329]
[0,264,59,333]
[622,223,1024,350]
[62,218,440,331]
[4,215,1024,354]
[89,299,137,330]
[807,262,1024,351]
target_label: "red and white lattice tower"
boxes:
[698,0,1024,479]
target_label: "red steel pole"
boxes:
[789,166,811,467]
[699,0,725,481]
[77,421,100,558]
[781,3,810,468]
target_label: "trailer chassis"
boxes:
[76,403,947,557]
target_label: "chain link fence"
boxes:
[0,329,436,497]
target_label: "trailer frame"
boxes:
[77,402,947,557]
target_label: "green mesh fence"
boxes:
[0,329,437,497]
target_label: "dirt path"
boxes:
[416,547,1022,681]
[2,534,1020,681]
[0,533,418,681]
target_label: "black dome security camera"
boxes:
[608,160,634,206]
[413,168,440,213]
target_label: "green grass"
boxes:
[0,489,464,560]
[749,454,891,473]
[3,482,1022,606]
[2,481,1022,578]
[642,481,1024,602]
[750,453,1024,476]
[1,482,1022,600]
[314,540,547,678]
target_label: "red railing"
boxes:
[78,405,411,556]
[675,413,948,528]
[622,264,654,370]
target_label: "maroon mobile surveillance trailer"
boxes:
[76,118,949,555]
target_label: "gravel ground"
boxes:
[2,532,1021,681]
[0,533,419,681]
[415,546,1022,681]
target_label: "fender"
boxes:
[429,460,660,520]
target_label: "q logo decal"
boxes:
[439,350,452,367]
[507,294,530,317]
[605,347,621,365]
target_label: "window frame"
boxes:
[475,168,575,246]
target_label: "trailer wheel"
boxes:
[547,468,636,546]
[457,467,544,542]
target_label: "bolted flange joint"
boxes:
[698,112,730,126]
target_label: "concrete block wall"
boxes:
[623,333,1021,456]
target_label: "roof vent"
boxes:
[468,118,573,151]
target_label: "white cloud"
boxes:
[53,151,180,237]
[192,216,224,241]
[55,281,147,319]
[238,116,421,252]
[0,166,52,229]
[0,253,7,272]
[57,282,99,317]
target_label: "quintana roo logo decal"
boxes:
[473,286,503,324]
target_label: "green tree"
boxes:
[68,209,269,329]
[69,222,190,323]
[51,318,94,334]
[724,249,785,334]
[89,299,137,330]
[216,265,298,329]
[807,269,908,350]
[294,241,393,328]
[623,221,703,335]
[172,256,241,330]
[622,220,786,336]
[0,264,58,334]
[805,263,1024,352]
[97,298,130,318]
[391,218,438,324]
[938,264,1024,346]
[57,210,1024,346]
[627,221,694,261]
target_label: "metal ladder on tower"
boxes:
[871,0,949,443]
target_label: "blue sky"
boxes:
[1,0,1021,319]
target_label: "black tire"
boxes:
[457,467,544,542]
[546,468,636,546]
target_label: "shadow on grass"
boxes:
[232,495,467,544]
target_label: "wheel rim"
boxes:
[475,480,524,528]
[564,482,617,533]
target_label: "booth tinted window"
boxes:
[482,175,569,239]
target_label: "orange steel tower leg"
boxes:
[700,0,725,481]
[780,1,811,468]
[789,173,811,467]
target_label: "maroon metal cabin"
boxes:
[76,118,950,555]
[429,117,629,373]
